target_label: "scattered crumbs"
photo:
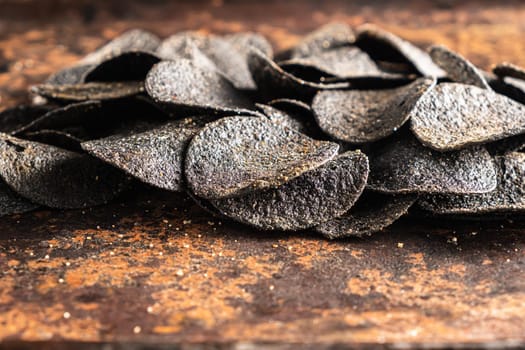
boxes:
[269,285,275,291]
[183,243,190,248]
[58,278,65,284]
[506,258,511,263]
[118,234,124,239]
[272,244,279,248]
[162,219,169,224]
[86,236,92,240]
[29,252,34,256]
[44,254,50,259]
[159,252,163,256]
[149,243,154,248]
[63,312,71,319]
[207,221,215,226]
[204,273,208,278]
[397,242,404,248]
[471,231,478,236]
[109,251,115,256]
[133,326,141,334]
[147,306,154,313]
[65,261,71,267]
[198,234,202,238]
[183,220,192,225]
[176,269,184,277]
[96,225,101,229]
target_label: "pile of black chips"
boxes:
[2,23,525,239]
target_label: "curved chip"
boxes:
[247,48,349,99]
[209,150,369,231]
[82,117,210,192]
[23,129,84,152]
[280,46,405,80]
[0,181,39,217]
[368,135,497,194]
[46,65,93,85]
[493,62,525,81]
[289,22,355,59]
[0,105,53,134]
[31,82,144,101]
[256,104,309,134]
[0,134,129,208]
[356,24,445,77]
[80,29,161,65]
[312,78,435,143]
[185,116,340,199]
[410,82,525,151]
[84,51,161,82]
[315,192,417,239]
[428,45,489,89]
[158,31,266,90]
[224,32,273,59]
[156,34,219,73]
[145,59,255,114]
[418,152,525,214]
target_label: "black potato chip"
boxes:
[145,59,255,114]
[256,104,310,134]
[31,81,144,102]
[315,192,417,239]
[368,134,497,194]
[185,116,339,199]
[84,51,161,82]
[209,150,369,231]
[418,152,525,214]
[23,129,84,152]
[247,48,349,99]
[0,181,39,216]
[80,29,161,65]
[356,24,445,77]
[82,117,210,192]
[0,105,53,134]
[493,62,525,81]
[289,22,355,59]
[0,134,129,208]
[280,46,406,80]
[312,77,435,143]
[410,82,525,151]
[429,45,490,89]
[46,64,94,85]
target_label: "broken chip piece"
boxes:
[410,82,525,151]
[82,117,210,192]
[418,152,525,214]
[146,59,255,114]
[368,134,497,194]
[31,81,144,102]
[0,134,129,208]
[429,45,490,89]
[185,116,339,199]
[209,150,369,231]
[312,77,436,143]
[315,192,417,239]
[356,24,445,77]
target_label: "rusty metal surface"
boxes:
[0,1,525,348]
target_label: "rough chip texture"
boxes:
[280,46,404,80]
[145,59,254,113]
[247,48,349,99]
[82,117,209,192]
[368,135,497,194]
[0,180,39,217]
[31,82,144,101]
[80,29,161,65]
[418,152,525,214]
[313,78,435,143]
[158,31,271,90]
[493,62,525,81]
[185,116,340,199]
[0,134,129,208]
[289,22,355,58]
[84,52,161,82]
[356,24,445,77]
[410,82,525,151]
[257,104,310,134]
[315,192,417,239]
[210,150,369,231]
[429,45,490,89]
